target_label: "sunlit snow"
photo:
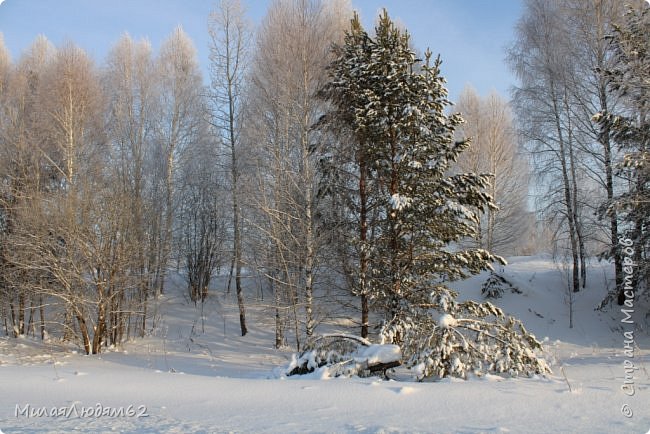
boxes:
[0,256,648,432]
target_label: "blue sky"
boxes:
[0,0,523,102]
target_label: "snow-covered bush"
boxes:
[481,272,522,299]
[381,286,551,380]
[286,334,401,378]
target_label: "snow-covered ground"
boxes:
[1,256,649,433]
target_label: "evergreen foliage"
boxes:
[594,4,649,300]
[481,271,522,299]
[321,9,550,379]
[386,299,550,380]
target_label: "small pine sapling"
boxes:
[482,271,522,299]
[381,287,551,380]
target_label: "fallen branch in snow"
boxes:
[366,360,401,373]
[286,334,401,378]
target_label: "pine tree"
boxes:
[321,9,550,379]
[317,12,376,338]
[594,4,649,302]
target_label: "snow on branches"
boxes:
[481,272,523,299]
[320,8,549,381]
[381,287,550,380]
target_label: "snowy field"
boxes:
[0,256,649,433]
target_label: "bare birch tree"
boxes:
[154,27,205,296]
[245,0,350,348]
[104,34,161,337]
[25,42,113,353]
[177,127,227,304]
[509,0,637,301]
[208,0,251,335]
[557,0,628,301]
[509,0,587,293]
[455,86,532,255]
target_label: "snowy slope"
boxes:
[0,256,649,433]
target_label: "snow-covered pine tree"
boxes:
[322,9,550,379]
[317,12,377,338]
[594,4,649,303]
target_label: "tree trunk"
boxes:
[9,300,17,338]
[597,82,623,303]
[233,142,246,336]
[552,87,580,293]
[227,38,246,336]
[272,273,284,348]
[140,282,148,338]
[92,301,106,354]
[301,105,315,338]
[75,311,92,355]
[304,228,315,337]
[388,131,401,321]
[159,148,176,296]
[18,291,25,336]
[359,153,369,339]
[564,89,585,291]
[39,295,45,340]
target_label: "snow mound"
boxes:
[355,344,401,365]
